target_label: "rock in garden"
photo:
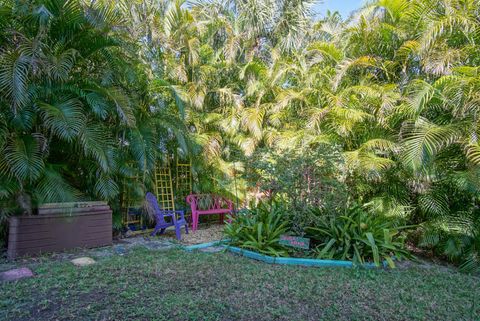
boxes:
[0,267,34,282]
[71,257,96,267]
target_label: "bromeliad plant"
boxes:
[306,206,413,268]
[224,202,289,257]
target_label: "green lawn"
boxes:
[1,247,479,321]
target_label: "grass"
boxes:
[1,247,479,321]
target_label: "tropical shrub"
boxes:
[421,211,480,274]
[247,144,349,234]
[306,206,413,268]
[224,202,289,257]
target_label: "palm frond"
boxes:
[35,164,80,203]
[78,124,111,172]
[2,134,45,182]
[401,119,463,169]
[38,97,86,141]
[94,173,119,200]
[0,51,30,112]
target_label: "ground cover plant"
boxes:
[1,247,479,321]
[306,206,412,268]
[224,202,289,256]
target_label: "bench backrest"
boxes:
[186,194,233,212]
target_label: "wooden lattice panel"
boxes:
[154,165,175,211]
[121,177,143,227]
[175,159,192,206]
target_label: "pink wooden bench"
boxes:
[186,194,234,232]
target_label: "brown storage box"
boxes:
[8,202,112,259]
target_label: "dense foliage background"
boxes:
[0,0,479,272]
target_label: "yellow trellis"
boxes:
[175,159,193,206]
[121,161,186,234]
[121,176,144,231]
[154,164,175,211]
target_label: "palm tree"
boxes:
[0,0,190,224]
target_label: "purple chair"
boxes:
[146,192,188,240]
